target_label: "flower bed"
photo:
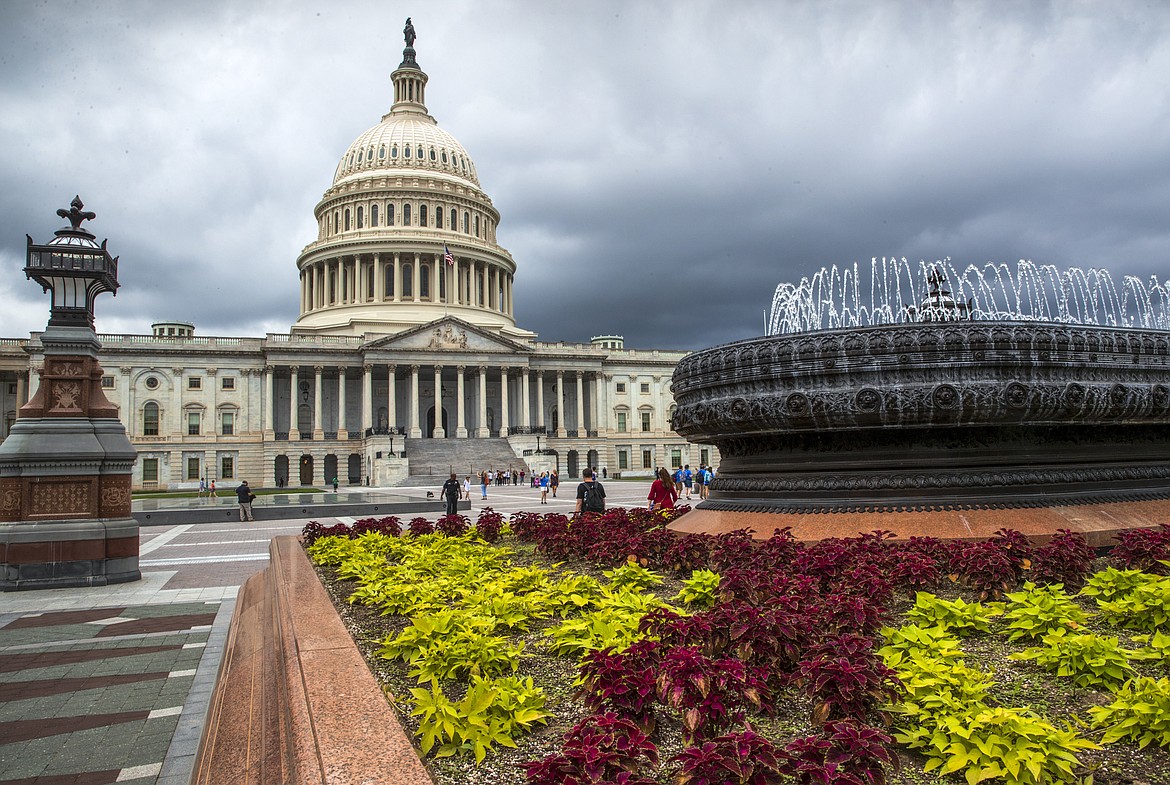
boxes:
[304,512,1170,785]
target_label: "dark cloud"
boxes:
[1,0,1167,350]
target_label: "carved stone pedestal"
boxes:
[0,329,139,591]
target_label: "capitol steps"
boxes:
[397,437,528,487]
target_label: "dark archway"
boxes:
[324,454,339,487]
[425,405,450,437]
[348,454,362,484]
[567,450,580,478]
[299,454,314,486]
[587,450,600,474]
[274,455,289,487]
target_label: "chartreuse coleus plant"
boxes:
[997,582,1091,642]
[1089,676,1170,749]
[1094,572,1170,632]
[672,569,722,609]
[376,608,526,686]
[880,622,1100,785]
[411,674,548,763]
[895,707,1100,785]
[602,558,664,591]
[1009,629,1137,690]
[904,592,1001,636]
[1080,566,1151,603]
[1130,630,1170,666]
[544,587,670,658]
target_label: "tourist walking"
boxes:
[463,475,472,501]
[648,467,678,511]
[209,480,216,498]
[574,468,606,516]
[235,480,256,521]
[198,477,206,498]
[539,472,549,504]
[441,473,461,516]
[550,470,559,498]
[480,470,489,499]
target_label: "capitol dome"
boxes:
[292,39,529,341]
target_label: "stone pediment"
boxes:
[364,318,528,354]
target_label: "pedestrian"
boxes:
[648,467,678,511]
[198,477,206,498]
[550,470,559,497]
[539,472,549,504]
[332,476,339,492]
[480,470,489,499]
[463,475,472,501]
[209,480,217,498]
[683,464,693,500]
[441,472,461,516]
[235,480,256,521]
[574,467,606,516]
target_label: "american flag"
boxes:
[443,246,455,266]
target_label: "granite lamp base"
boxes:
[0,517,140,591]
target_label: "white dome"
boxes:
[332,111,479,188]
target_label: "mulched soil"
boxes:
[313,543,1170,785]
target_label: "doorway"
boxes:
[299,454,314,486]
[425,405,449,437]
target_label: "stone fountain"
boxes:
[669,259,1170,544]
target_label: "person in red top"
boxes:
[647,467,678,511]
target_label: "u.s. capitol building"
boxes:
[0,39,717,490]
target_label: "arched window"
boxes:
[391,145,398,159]
[404,145,411,159]
[371,203,379,227]
[403,203,411,226]
[429,148,436,161]
[463,212,470,233]
[356,206,364,229]
[435,206,443,229]
[477,271,484,305]
[379,145,385,159]
[450,208,457,230]
[441,150,448,164]
[334,211,339,233]
[143,402,160,436]
[474,214,479,237]
[387,203,395,226]
[344,209,350,231]
[420,264,430,299]
[402,264,413,298]
[419,204,428,227]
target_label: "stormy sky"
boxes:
[1,1,1167,351]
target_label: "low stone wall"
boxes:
[193,536,431,784]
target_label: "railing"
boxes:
[508,426,548,435]
[274,432,289,441]
[0,338,28,348]
[323,432,338,440]
[97,334,262,348]
[364,427,404,437]
[586,430,599,438]
[566,429,579,438]
[299,431,313,440]
[265,333,365,346]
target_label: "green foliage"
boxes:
[411,675,548,763]
[878,624,966,669]
[1130,631,1170,667]
[545,609,647,658]
[534,574,604,615]
[376,609,524,686]
[905,592,1000,636]
[998,582,1091,642]
[603,559,664,592]
[672,569,722,609]
[1010,631,1137,690]
[895,706,1099,785]
[1096,574,1170,632]
[1089,676,1170,749]
[1080,566,1150,603]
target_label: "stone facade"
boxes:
[0,42,718,489]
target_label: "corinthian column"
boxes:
[289,366,300,441]
[521,368,531,428]
[499,368,510,436]
[337,370,348,439]
[433,365,445,438]
[409,365,421,438]
[361,364,373,433]
[477,366,489,438]
[556,370,567,438]
[263,365,274,436]
[456,365,467,438]
[536,370,545,431]
[313,366,324,438]
[387,365,397,433]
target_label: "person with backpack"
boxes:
[574,468,606,516]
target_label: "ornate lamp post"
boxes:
[0,197,139,590]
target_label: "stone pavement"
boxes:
[0,479,655,785]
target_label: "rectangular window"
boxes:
[187,412,200,435]
[701,449,710,466]
[221,411,234,435]
[101,375,115,388]
[640,383,650,394]
[142,458,159,482]
[616,412,627,433]
[641,412,651,432]
[671,449,682,469]
[642,449,653,469]
[221,377,235,390]
[618,450,629,470]
[186,457,200,481]
[188,377,202,390]
[221,456,234,480]
[615,382,626,394]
